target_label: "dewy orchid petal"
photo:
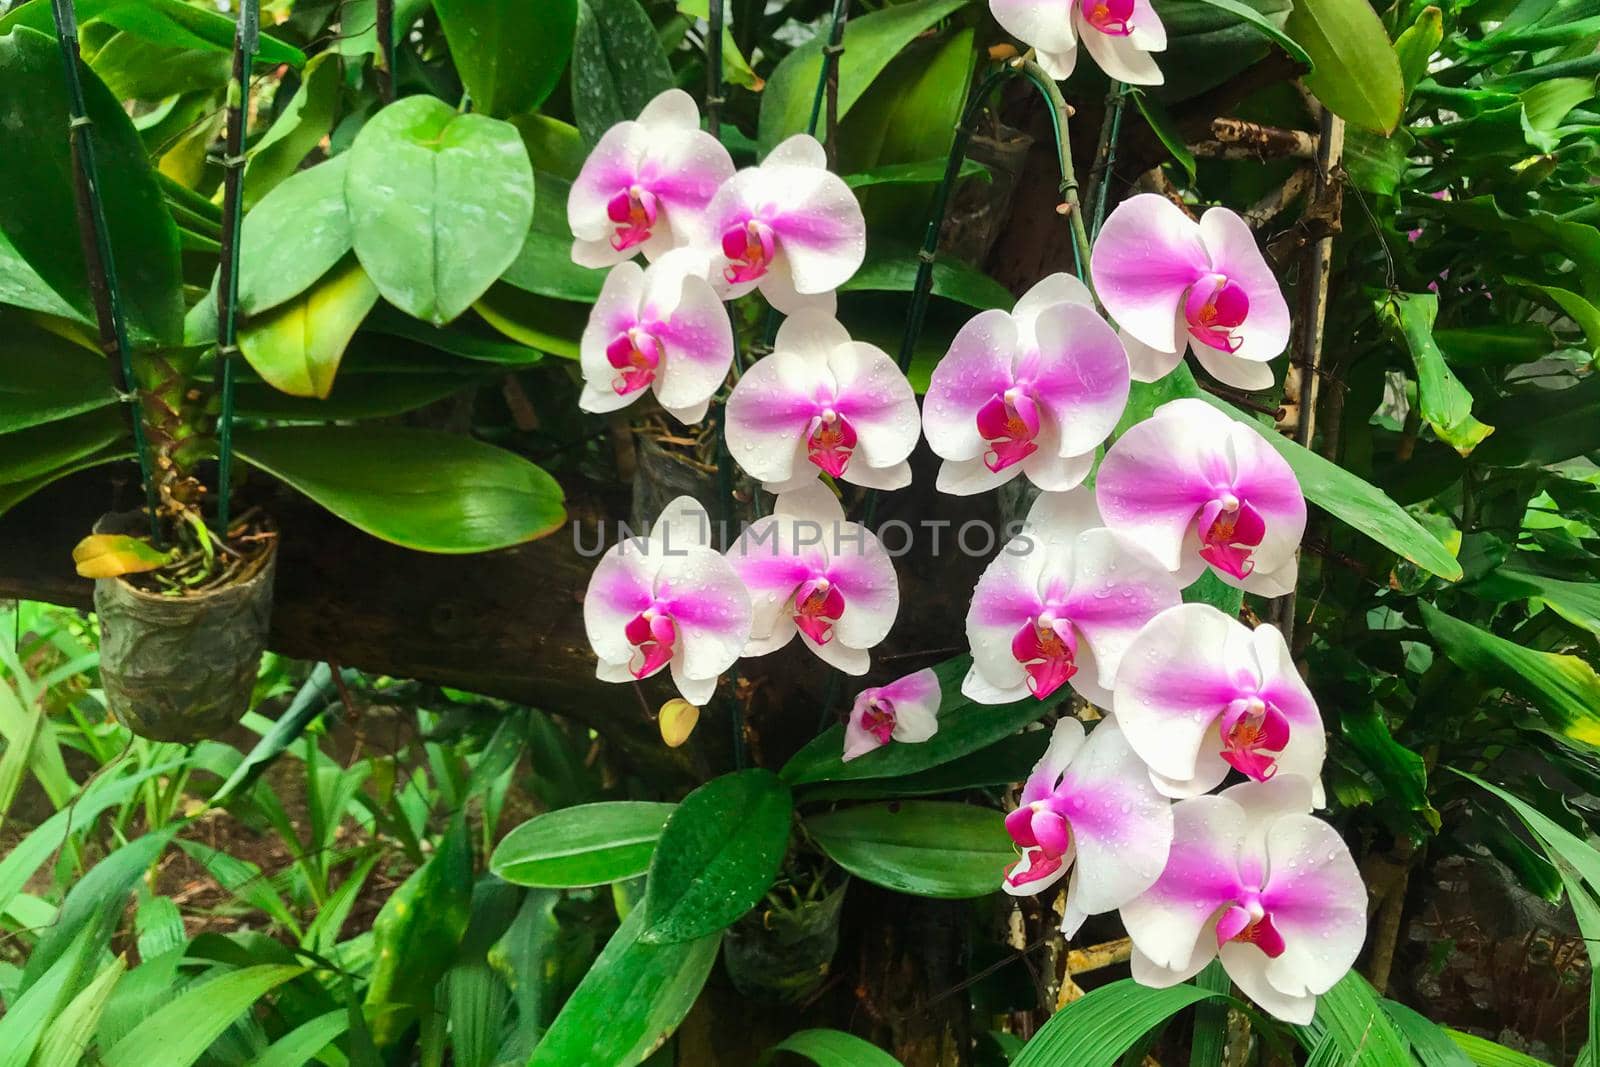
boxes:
[1121,777,1364,1024]
[726,313,919,493]
[1113,604,1326,803]
[702,134,866,313]
[569,90,735,269]
[578,251,735,425]
[1096,398,1306,595]
[1001,719,1174,937]
[1092,195,1289,386]
[583,497,752,705]
[963,489,1180,707]
[842,667,942,761]
[725,481,899,676]
[990,0,1167,85]
[925,275,1131,496]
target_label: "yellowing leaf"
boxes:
[71,534,173,579]
[658,699,699,748]
[238,254,378,399]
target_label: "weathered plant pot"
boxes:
[723,878,849,1004]
[92,513,276,742]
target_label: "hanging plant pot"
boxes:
[92,512,277,743]
[723,877,850,1004]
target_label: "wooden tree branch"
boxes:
[1191,117,1317,161]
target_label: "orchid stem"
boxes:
[1087,81,1128,240]
[374,0,395,104]
[215,0,259,534]
[705,0,725,137]
[805,0,851,142]
[48,0,162,544]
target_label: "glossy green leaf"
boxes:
[0,446,129,517]
[0,325,114,431]
[800,731,1051,804]
[235,425,566,553]
[758,0,970,153]
[1446,1031,1554,1067]
[528,903,719,1067]
[33,956,125,1067]
[346,96,535,324]
[1433,323,1557,368]
[764,1029,902,1066]
[782,655,1061,787]
[502,229,605,303]
[1505,275,1600,357]
[1187,0,1314,70]
[1340,705,1439,832]
[1296,971,1411,1064]
[1470,557,1600,639]
[252,1010,351,1067]
[367,306,545,365]
[237,254,379,399]
[677,0,762,90]
[0,408,126,485]
[235,372,472,421]
[1394,6,1442,100]
[1287,0,1404,132]
[0,27,183,346]
[843,250,1013,310]
[0,0,304,67]
[570,0,674,144]
[88,31,228,100]
[100,965,307,1067]
[473,283,585,359]
[1382,999,1474,1067]
[435,0,576,117]
[1422,602,1600,749]
[1182,569,1244,616]
[843,158,990,189]
[0,227,82,322]
[491,802,676,888]
[1012,979,1229,1067]
[804,801,1010,899]
[642,769,792,943]
[242,52,340,210]
[1131,88,1197,180]
[1379,292,1494,455]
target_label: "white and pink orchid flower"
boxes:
[1113,604,1325,802]
[568,89,735,268]
[699,134,866,315]
[963,489,1181,709]
[842,668,941,761]
[1096,398,1306,596]
[726,481,898,676]
[1091,194,1290,389]
[578,250,734,424]
[989,0,1167,85]
[1121,776,1365,1024]
[923,274,1130,496]
[1002,718,1174,936]
[584,497,752,705]
[726,313,919,493]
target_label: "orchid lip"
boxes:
[1197,496,1266,580]
[861,698,896,744]
[623,607,676,679]
[605,326,662,396]
[721,218,776,284]
[976,388,1041,473]
[805,408,857,477]
[1011,616,1078,699]
[1216,894,1286,958]
[1218,695,1289,782]
[1081,0,1135,35]
[793,577,845,645]
[1184,275,1250,353]
[606,184,659,252]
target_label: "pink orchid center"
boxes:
[1080,0,1135,35]
[606,185,659,252]
[1184,275,1250,353]
[1011,614,1078,699]
[1004,849,1065,891]
[623,608,676,679]
[806,408,857,477]
[1216,893,1287,958]
[1218,695,1290,781]
[861,698,896,744]
[605,327,662,396]
[1196,493,1266,579]
[793,577,845,646]
[1005,798,1074,858]
[976,386,1041,473]
[721,218,776,284]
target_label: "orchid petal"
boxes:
[1029,301,1132,458]
[726,349,831,484]
[1192,343,1277,392]
[1198,207,1291,363]
[1091,194,1210,354]
[924,309,1021,463]
[1120,795,1245,974]
[989,0,1079,55]
[1062,529,1182,690]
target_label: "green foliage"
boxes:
[804,801,1012,898]
[492,801,676,887]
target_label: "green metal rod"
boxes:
[48,0,162,543]
[806,0,851,138]
[1089,82,1129,240]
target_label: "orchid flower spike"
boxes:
[1002,718,1175,937]
[1096,398,1306,596]
[569,89,735,268]
[1113,604,1325,802]
[843,668,941,761]
[584,497,753,705]
[924,274,1131,496]
[963,489,1181,709]
[701,134,866,315]
[1091,194,1290,389]
[1121,776,1365,1024]
[726,481,899,675]
[579,250,734,424]
[989,0,1167,85]
[726,313,920,493]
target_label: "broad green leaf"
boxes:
[0,0,304,67]
[799,731,1050,804]
[1379,292,1494,455]
[1394,6,1442,99]
[1522,76,1596,132]
[242,52,340,210]
[473,283,585,359]
[1287,0,1404,132]
[782,655,1061,787]
[677,0,762,90]
[1296,972,1411,1064]
[1422,602,1600,748]
[0,27,183,346]
[236,425,566,553]
[804,801,1011,898]
[511,112,587,181]
[1470,557,1600,639]
[502,229,605,303]
[238,254,380,398]
[1382,999,1474,1067]
[0,227,83,322]
[90,31,227,101]
[758,0,970,153]
[642,769,792,943]
[0,407,124,485]
[570,0,674,144]
[253,1009,351,1067]
[1187,0,1314,70]
[346,96,535,324]
[33,956,125,1067]
[491,802,676,887]
[1446,1031,1554,1067]
[528,903,719,1067]
[235,371,472,421]
[1182,569,1244,616]
[1433,323,1556,368]
[842,250,1014,310]
[100,965,307,1067]
[336,0,430,62]
[435,0,576,117]
[1149,0,1296,101]
[1505,275,1600,357]
[0,319,114,431]
[0,447,130,517]
[1477,374,1600,468]
[367,306,546,365]
[764,1028,901,1066]
[1340,704,1439,831]
[1012,979,1229,1067]
[364,816,473,1047]
[843,158,990,189]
